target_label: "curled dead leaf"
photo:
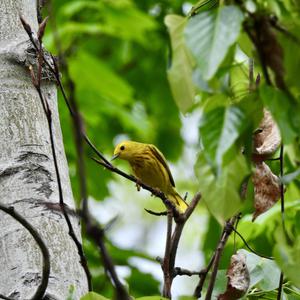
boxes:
[218,252,250,300]
[253,109,281,160]
[252,162,281,221]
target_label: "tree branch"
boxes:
[161,193,201,298]
[162,210,173,298]
[0,204,50,300]
[22,12,132,298]
[232,227,274,260]
[20,16,91,290]
[194,215,238,299]
[205,216,238,300]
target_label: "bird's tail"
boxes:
[168,190,188,214]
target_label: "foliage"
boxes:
[44,0,300,299]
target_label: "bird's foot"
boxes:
[135,179,142,191]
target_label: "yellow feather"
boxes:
[113,141,188,214]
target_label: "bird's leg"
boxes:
[135,178,142,191]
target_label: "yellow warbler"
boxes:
[112,141,188,214]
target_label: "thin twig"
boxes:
[277,273,284,300]
[205,216,238,300]
[249,58,254,92]
[20,16,91,289]
[162,210,173,298]
[277,144,285,300]
[193,251,217,298]
[173,267,201,277]
[232,227,274,260]
[85,221,130,299]
[52,44,92,289]
[193,212,240,299]
[40,10,131,296]
[0,204,50,300]
[144,208,168,216]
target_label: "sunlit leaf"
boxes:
[165,15,196,113]
[238,249,281,291]
[195,152,249,223]
[185,6,244,80]
[69,51,134,105]
[199,105,247,168]
[60,0,157,45]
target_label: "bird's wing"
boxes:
[149,145,176,187]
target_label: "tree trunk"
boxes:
[0,1,88,299]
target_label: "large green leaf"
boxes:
[195,152,249,223]
[185,5,244,80]
[165,15,196,113]
[199,105,247,168]
[239,249,281,291]
[69,51,134,105]
[260,85,298,144]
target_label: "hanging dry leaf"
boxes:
[252,161,281,221]
[253,109,281,160]
[218,252,250,300]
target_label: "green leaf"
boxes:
[281,168,300,184]
[274,233,300,288]
[69,51,134,105]
[165,15,196,113]
[201,270,227,299]
[238,249,281,291]
[260,85,297,144]
[195,152,249,223]
[185,5,244,80]
[199,105,247,167]
[80,292,110,300]
[126,268,160,297]
[60,0,157,45]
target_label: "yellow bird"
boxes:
[112,141,188,214]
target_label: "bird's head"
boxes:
[112,140,137,161]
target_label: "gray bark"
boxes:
[0,1,88,299]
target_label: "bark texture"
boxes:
[0,1,88,299]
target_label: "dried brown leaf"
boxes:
[218,252,250,300]
[253,109,281,160]
[252,162,281,221]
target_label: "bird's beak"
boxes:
[111,153,120,161]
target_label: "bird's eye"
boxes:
[120,145,125,151]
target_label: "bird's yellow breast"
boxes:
[130,153,170,194]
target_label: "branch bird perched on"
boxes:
[112,141,188,214]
